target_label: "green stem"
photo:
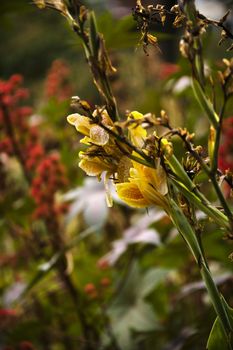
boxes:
[74,11,119,121]
[167,155,230,229]
[192,79,219,129]
[169,199,233,346]
[172,178,229,229]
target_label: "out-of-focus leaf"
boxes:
[207,307,233,350]
[3,282,26,307]
[63,178,108,227]
[138,268,170,298]
[20,225,98,299]
[108,262,169,349]
[207,317,228,350]
[99,210,164,265]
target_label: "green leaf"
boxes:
[192,79,219,129]
[107,262,168,349]
[207,317,230,350]
[138,268,169,298]
[207,307,233,350]
[169,199,202,263]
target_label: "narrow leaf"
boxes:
[192,79,219,129]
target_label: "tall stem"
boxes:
[169,199,233,347]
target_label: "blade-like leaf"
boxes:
[207,317,230,350]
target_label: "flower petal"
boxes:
[116,182,151,208]
[90,125,109,146]
[79,159,106,176]
[128,111,147,147]
[67,113,80,125]
[67,113,92,136]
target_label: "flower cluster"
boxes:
[0,75,69,224]
[44,59,73,101]
[67,109,169,211]
[31,153,68,222]
[0,75,33,156]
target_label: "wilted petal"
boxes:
[154,165,168,195]
[117,156,132,183]
[93,108,114,128]
[90,125,109,145]
[142,165,168,196]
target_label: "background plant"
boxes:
[1,0,233,349]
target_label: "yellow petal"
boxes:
[67,113,80,125]
[128,111,147,147]
[132,161,168,196]
[67,113,92,136]
[79,159,107,176]
[130,111,144,120]
[128,162,169,210]
[80,136,91,144]
[116,182,151,208]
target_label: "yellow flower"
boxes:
[67,110,119,178]
[67,108,170,210]
[116,160,169,211]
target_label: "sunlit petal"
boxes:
[116,182,151,208]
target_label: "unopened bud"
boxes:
[208,126,216,166]
[161,138,173,159]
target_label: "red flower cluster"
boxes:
[218,117,233,172]
[0,74,69,224]
[0,75,33,156]
[31,153,68,222]
[44,59,73,101]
